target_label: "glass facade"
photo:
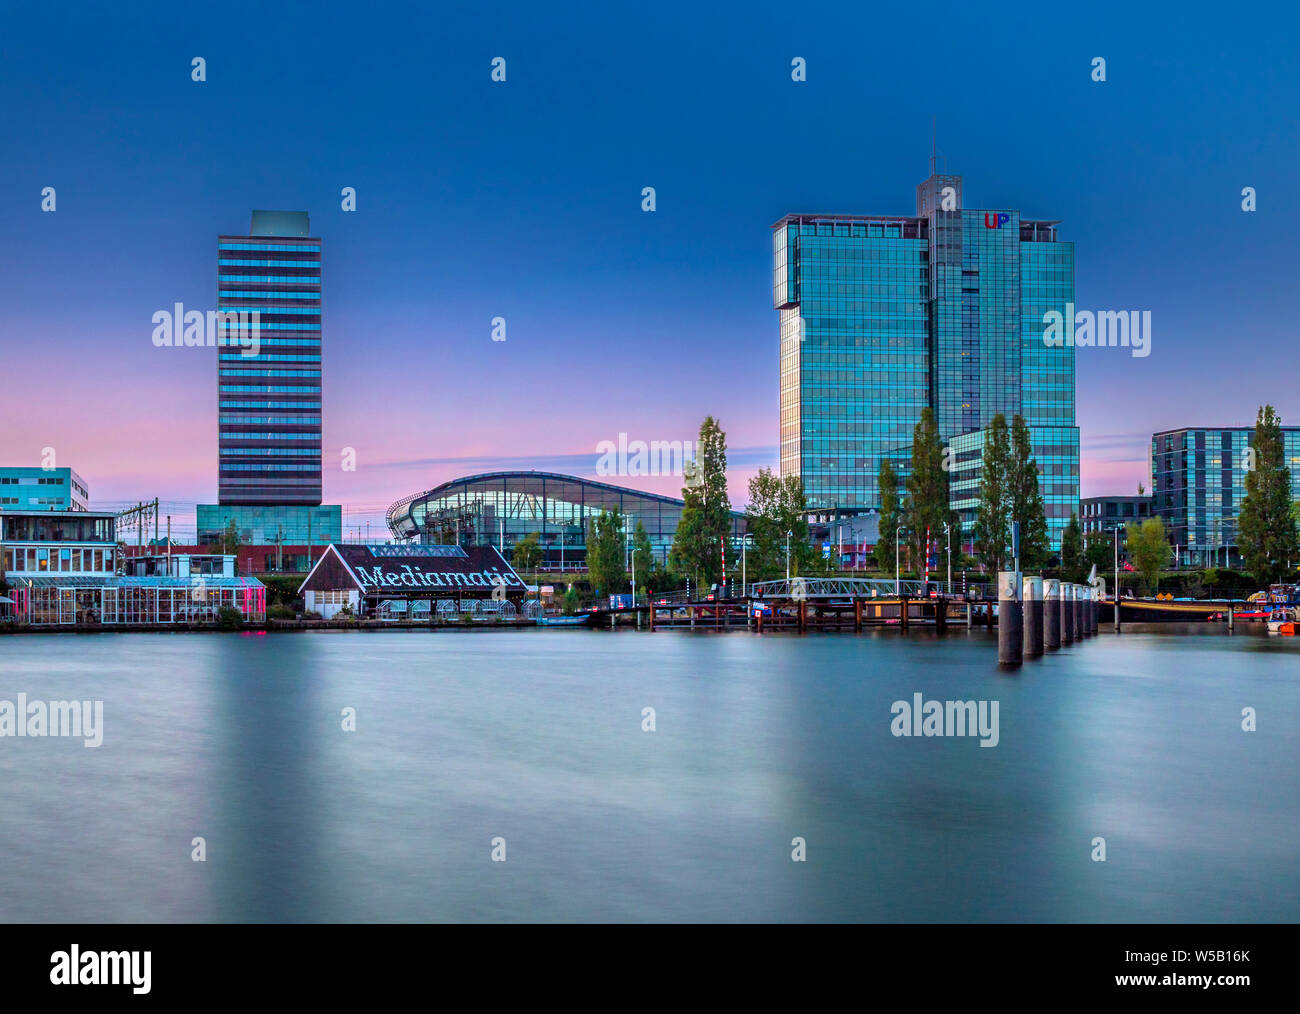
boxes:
[387,471,747,570]
[196,503,342,546]
[1151,427,1300,567]
[775,215,929,509]
[217,210,322,505]
[774,171,1080,548]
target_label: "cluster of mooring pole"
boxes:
[999,574,1099,666]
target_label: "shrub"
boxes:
[267,604,296,621]
[217,605,243,630]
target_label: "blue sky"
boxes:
[1,0,1296,533]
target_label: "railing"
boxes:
[749,576,936,599]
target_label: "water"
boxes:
[0,627,1296,922]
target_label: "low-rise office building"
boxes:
[0,466,90,511]
[1152,426,1300,567]
[1080,494,1153,563]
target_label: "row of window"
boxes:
[220,386,321,393]
[220,400,321,409]
[217,306,320,315]
[218,243,320,252]
[220,434,320,443]
[219,415,318,424]
[3,547,115,573]
[218,259,321,268]
[220,464,320,472]
[220,369,320,378]
[217,322,321,331]
[219,354,320,362]
[219,291,323,300]
[218,275,319,285]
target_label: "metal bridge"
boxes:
[748,576,936,599]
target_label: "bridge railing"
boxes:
[748,577,936,599]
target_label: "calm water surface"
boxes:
[1,627,1296,922]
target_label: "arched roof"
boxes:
[386,470,740,540]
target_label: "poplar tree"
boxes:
[669,416,731,587]
[874,459,901,573]
[1060,512,1085,582]
[1238,404,1299,584]
[1009,414,1050,570]
[586,508,627,596]
[904,407,948,573]
[973,414,1011,573]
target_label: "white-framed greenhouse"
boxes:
[3,575,266,626]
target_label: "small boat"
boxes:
[536,613,593,627]
[1267,620,1296,636]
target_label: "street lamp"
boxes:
[1114,523,1124,629]
[943,521,952,595]
[1219,517,1234,570]
[785,529,793,582]
[895,524,904,596]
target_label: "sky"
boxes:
[1,0,1297,538]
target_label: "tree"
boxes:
[219,519,240,555]
[1237,405,1299,585]
[1084,532,1112,575]
[744,468,786,581]
[744,468,816,581]
[874,459,902,573]
[1059,512,1085,583]
[586,509,627,596]
[631,519,655,583]
[972,414,1011,573]
[669,416,731,587]
[1128,516,1170,594]
[903,408,948,573]
[511,531,543,573]
[1009,414,1050,571]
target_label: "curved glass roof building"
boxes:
[387,471,746,570]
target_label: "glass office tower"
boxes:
[217,210,322,505]
[774,170,1080,550]
[1151,426,1300,567]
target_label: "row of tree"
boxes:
[875,408,1052,579]
[513,402,1299,597]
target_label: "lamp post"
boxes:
[1220,517,1234,570]
[785,529,792,582]
[1114,523,1123,632]
[943,521,952,595]
[894,527,904,598]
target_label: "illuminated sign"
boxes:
[984,212,1010,229]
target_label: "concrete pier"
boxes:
[1062,583,1075,645]
[1044,578,1060,650]
[1023,575,1043,658]
[998,571,1023,666]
